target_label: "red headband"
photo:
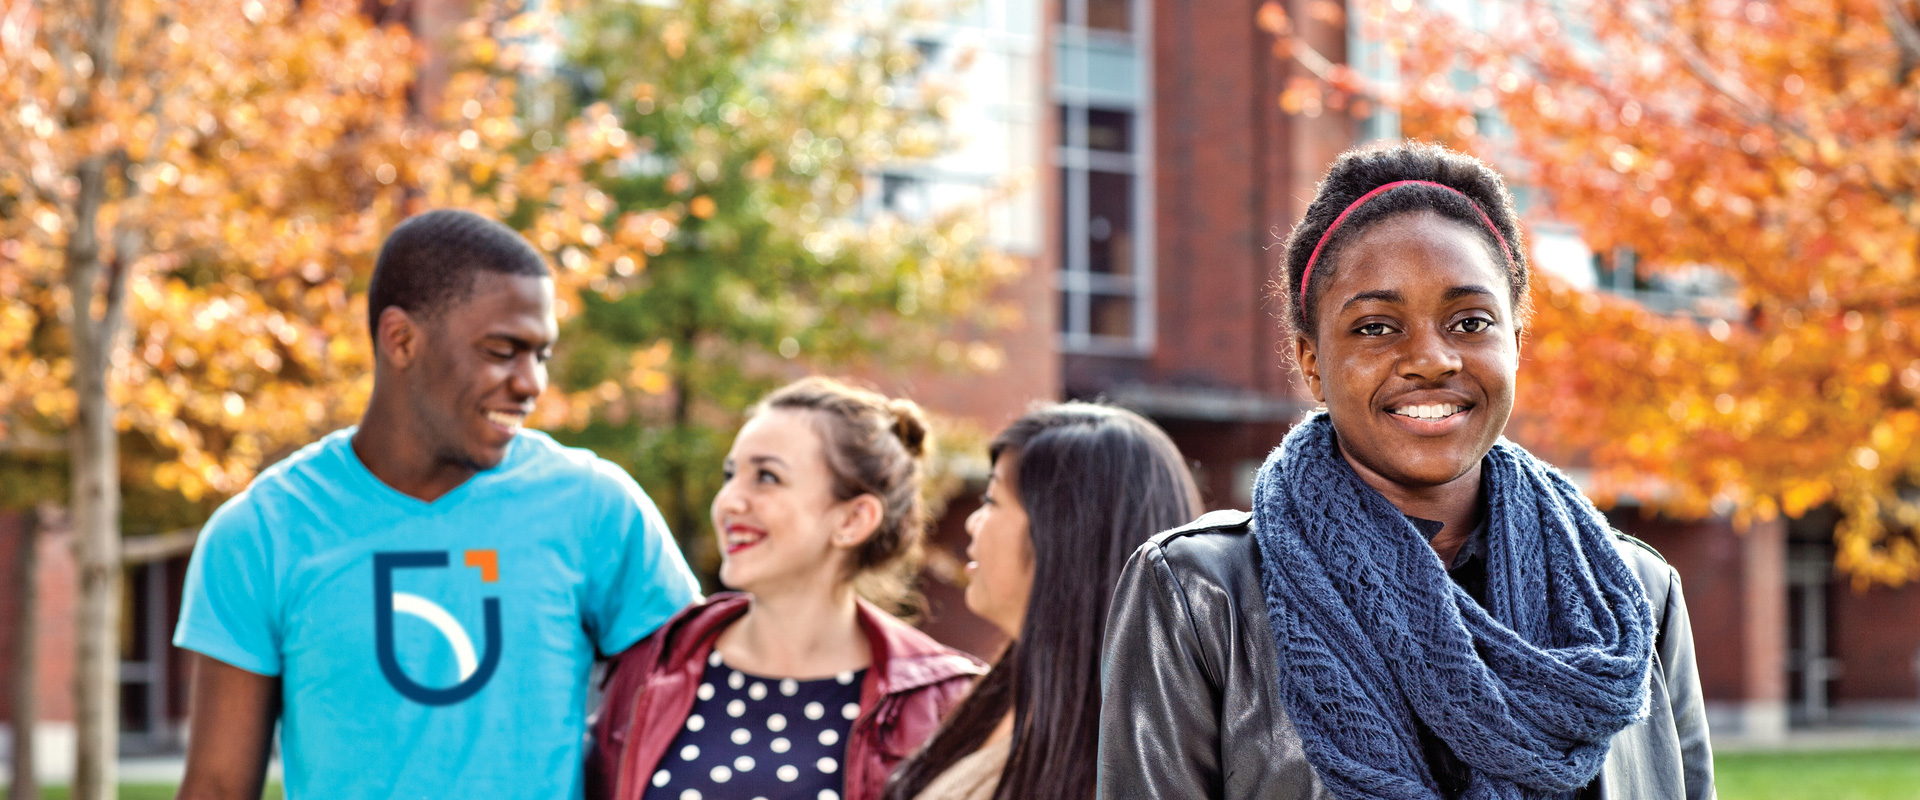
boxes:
[1297,179,1516,315]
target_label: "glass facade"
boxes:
[1055,0,1150,353]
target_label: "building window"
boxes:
[878,172,931,220]
[1056,0,1151,353]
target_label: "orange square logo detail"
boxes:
[463,549,499,583]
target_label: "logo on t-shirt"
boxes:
[372,550,503,705]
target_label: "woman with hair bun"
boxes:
[590,377,986,800]
[1098,142,1712,799]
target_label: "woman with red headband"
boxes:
[1096,142,1711,800]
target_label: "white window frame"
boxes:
[1054,0,1154,355]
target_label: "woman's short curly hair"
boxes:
[1279,141,1531,340]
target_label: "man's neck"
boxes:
[716,582,869,680]
[352,390,477,503]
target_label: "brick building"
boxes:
[5,0,1920,779]
[912,0,1920,742]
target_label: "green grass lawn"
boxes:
[4,786,280,800]
[4,751,1916,800]
[1715,749,1920,800]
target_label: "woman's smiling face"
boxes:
[1294,210,1521,491]
[712,408,860,594]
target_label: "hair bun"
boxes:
[885,398,930,458]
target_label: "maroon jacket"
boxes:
[587,593,987,800]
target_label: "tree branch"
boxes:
[1879,0,1920,68]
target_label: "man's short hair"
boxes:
[366,209,551,341]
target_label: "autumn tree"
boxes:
[436,0,1016,566]
[0,1,508,793]
[1264,0,1920,583]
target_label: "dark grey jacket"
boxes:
[1096,510,1714,800]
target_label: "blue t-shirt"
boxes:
[173,428,701,800]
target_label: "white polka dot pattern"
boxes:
[645,656,865,800]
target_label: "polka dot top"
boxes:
[643,650,867,800]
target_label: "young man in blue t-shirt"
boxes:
[173,210,700,800]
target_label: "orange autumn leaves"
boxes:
[1269,0,1920,582]
[1,0,419,501]
[0,0,670,503]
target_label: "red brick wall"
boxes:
[917,492,1009,662]
[0,509,78,724]
[0,510,19,722]
[1157,420,1290,510]
[1606,511,1786,706]
[1145,0,1351,397]
[1830,578,1920,704]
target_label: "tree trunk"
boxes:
[66,152,126,800]
[8,508,41,800]
[668,355,696,550]
[66,0,133,795]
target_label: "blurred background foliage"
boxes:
[1267,0,1920,585]
[434,0,1019,575]
[0,0,1017,574]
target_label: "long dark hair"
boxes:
[884,403,1203,800]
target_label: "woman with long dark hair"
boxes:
[1097,142,1712,799]
[588,377,986,800]
[885,403,1203,800]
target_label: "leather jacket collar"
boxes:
[1095,510,1716,800]
[635,592,983,695]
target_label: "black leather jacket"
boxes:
[1096,510,1715,800]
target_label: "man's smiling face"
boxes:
[1294,210,1521,491]
[407,271,557,471]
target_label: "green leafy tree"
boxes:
[460,0,1017,572]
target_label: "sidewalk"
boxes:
[0,756,280,786]
[1711,727,1920,754]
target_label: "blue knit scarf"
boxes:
[1252,413,1654,800]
